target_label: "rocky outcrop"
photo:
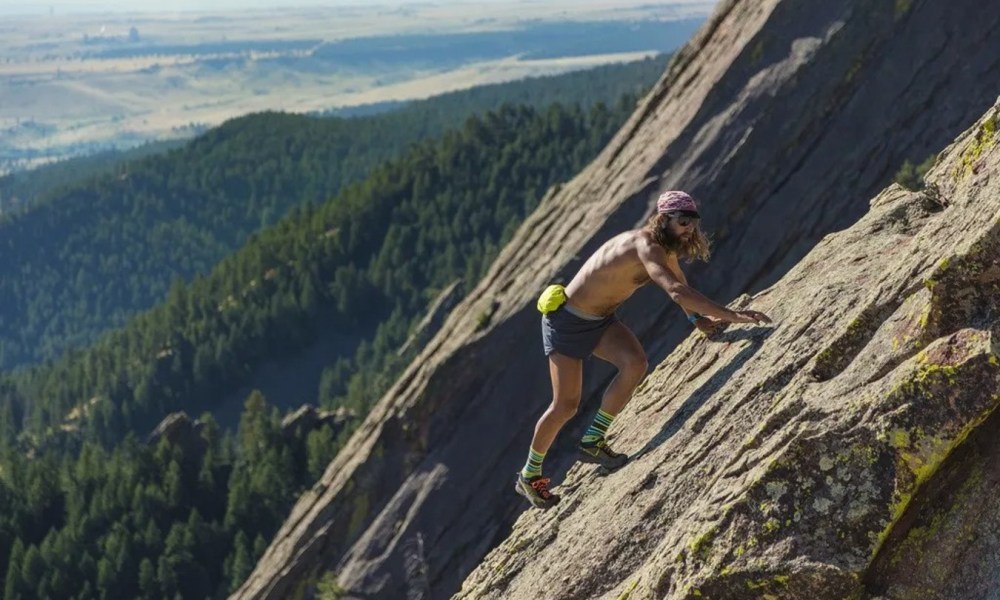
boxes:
[281,405,355,440]
[234,1,1000,598]
[146,411,207,457]
[459,101,1000,600]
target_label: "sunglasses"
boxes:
[669,214,700,228]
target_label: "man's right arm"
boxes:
[637,237,766,324]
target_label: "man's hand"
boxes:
[728,309,772,324]
[693,317,724,337]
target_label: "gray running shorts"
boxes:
[541,304,618,359]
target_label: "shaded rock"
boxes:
[233,1,1000,599]
[146,411,206,457]
[397,280,464,358]
[281,404,355,440]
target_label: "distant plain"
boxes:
[0,1,712,172]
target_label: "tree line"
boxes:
[0,92,646,598]
[0,54,667,372]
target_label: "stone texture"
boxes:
[397,280,464,358]
[232,0,1000,598]
[458,102,1000,600]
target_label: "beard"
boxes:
[657,226,688,254]
[645,214,711,262]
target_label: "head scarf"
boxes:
[656,190,700,217]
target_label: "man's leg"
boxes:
[577,322,647,469]
[592,321,648,414]
[516,352,582,509]
[529,352,584,456]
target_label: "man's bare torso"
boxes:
[565,229,680,316]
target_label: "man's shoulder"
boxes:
[631,229,673,256]
[630,228,656,247]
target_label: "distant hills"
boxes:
[0,3,711,171]
[0,55,666,372]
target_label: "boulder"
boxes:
[146,411,207,457]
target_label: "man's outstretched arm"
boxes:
[637,237,770,324]
[664,252,695,317]
[664,252,725,335]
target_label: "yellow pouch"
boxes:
[537,284,567,315]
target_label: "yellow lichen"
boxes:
[872,404,998,559]
[763,519,780,534]
[888,465,984,575]
[845,57,864,83]
[745,575,788,591]
[890,429,911,449]
[953,113,997,179]
[894,0,912,19]
[617,579,639,600]
[689,525,719,560]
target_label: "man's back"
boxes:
[565,230,657,316]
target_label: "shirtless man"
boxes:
[515,190,771,509]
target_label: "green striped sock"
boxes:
[581,409,616,446]
[521,447,545,479]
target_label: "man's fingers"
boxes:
[739,310,773,324]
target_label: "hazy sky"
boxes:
[0,0,472,15]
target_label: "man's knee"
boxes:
[550,395,581,420]
[621,355,648,383]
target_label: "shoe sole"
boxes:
[576,449,629,472]
[514,479,558,510]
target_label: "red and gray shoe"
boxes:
[577,439,629,472]
[515,473,560,509]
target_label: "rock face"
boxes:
[280,405,355,441]
[146,412,207,457]
[459,103,1000,600]
[233,1,1000,598]
[397,280,464,358]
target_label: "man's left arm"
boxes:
[665,254,723,336]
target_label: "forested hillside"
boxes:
[0,55,666,371]
[0,140,187,216]
[0,93,642,599]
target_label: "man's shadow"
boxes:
[631,325,774,461]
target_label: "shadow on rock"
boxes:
[632,325,774,460]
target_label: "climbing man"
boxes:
[515,190,772,509]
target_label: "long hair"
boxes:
[645,213,711,262]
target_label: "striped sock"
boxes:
[521,447,546,479]
[581,409,616,446]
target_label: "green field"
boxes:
[0,0,711,173]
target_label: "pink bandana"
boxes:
[656,190,699,215]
